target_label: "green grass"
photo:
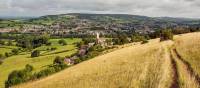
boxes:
[0,46,17,55]
[0,38,81,88]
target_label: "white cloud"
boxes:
[0,0,199,18]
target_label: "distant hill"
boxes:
[1,13,200,34]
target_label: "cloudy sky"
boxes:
[0,0,200,18]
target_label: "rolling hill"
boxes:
[15,32,200,88]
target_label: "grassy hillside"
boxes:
[14,32,200,88]
[15,39,174,88]
[0,38,81,88]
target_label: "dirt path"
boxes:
[172,49,200,85]
[169,50,179,88]
[169,47,200,88]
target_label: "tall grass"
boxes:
[174,32,200,78]
[15,39,173,88]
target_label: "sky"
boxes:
[0,0,200,18]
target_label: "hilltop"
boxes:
[15,32,200,88]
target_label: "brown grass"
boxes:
[174,32,200,79]
[15,39,174,88]
[14,32,200,88]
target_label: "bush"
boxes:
[141,39,148,44]
[51,47,57,51]
[5,64,33,88]
[31,50,40,57]
[46,42,51,46]
[74,58,82,64]
[0,40,5,45]
[53,56,64,65]
[36,67,56,78]
[58,39,67,45]
[11,48,19,55]
[7,40,13,46]
[5,52,11,57]
[160,29,174,41]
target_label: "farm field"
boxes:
[0,38,81,88]
[14,32,200,88]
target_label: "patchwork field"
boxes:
[0,38,81,88]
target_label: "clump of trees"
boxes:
[5,64,33,88]
[160,29,174,41]
[31,50,40,57]
[5,56,68,88]
[16,34,50,49]
[112,33,129,45]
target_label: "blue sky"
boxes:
[0,0,200,18]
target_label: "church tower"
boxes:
[96,32,100,44]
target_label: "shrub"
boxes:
[51,47,57,51]
[11,48,19,55]
[36,67,56,78]
[53,56,64,65]
[31,50,40,57]
[160,29,174,41]
[46,42,52,46]
[0,40,5,45]
[141,39,148,44]
[7,40,13,46]
[5,64,33,88]
[5,52,11,57]
[58,39,67,45]
[74,58,82,64]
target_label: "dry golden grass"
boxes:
[171,49,199,88]
[15,39,174,88]
[174,32,200,77]
[14,32,200,88]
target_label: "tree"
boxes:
[5,64,33,87]
[31,50,40,57]
[12,49,19,55]
[7,40,13,46]
[0,40,5,45]
[53,56,64,65]
[58,39,67,45]
[160,29,174,41]
[5,52,10,57]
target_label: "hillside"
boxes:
[1,13,200,35]
[15,32,200,88]
[0,38,81,88]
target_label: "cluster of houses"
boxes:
[63,32,107,65]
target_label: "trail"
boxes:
[172,48,200,86]
[169,49,179,88]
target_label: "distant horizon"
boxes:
[1,12,200,19]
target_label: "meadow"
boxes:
[0,38,81,88]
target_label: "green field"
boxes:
[0,38,81,88]
[0,46,17,55]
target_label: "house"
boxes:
[64,58,74,65]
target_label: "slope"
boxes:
[15,39,174,88]
[15,32,200,88]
